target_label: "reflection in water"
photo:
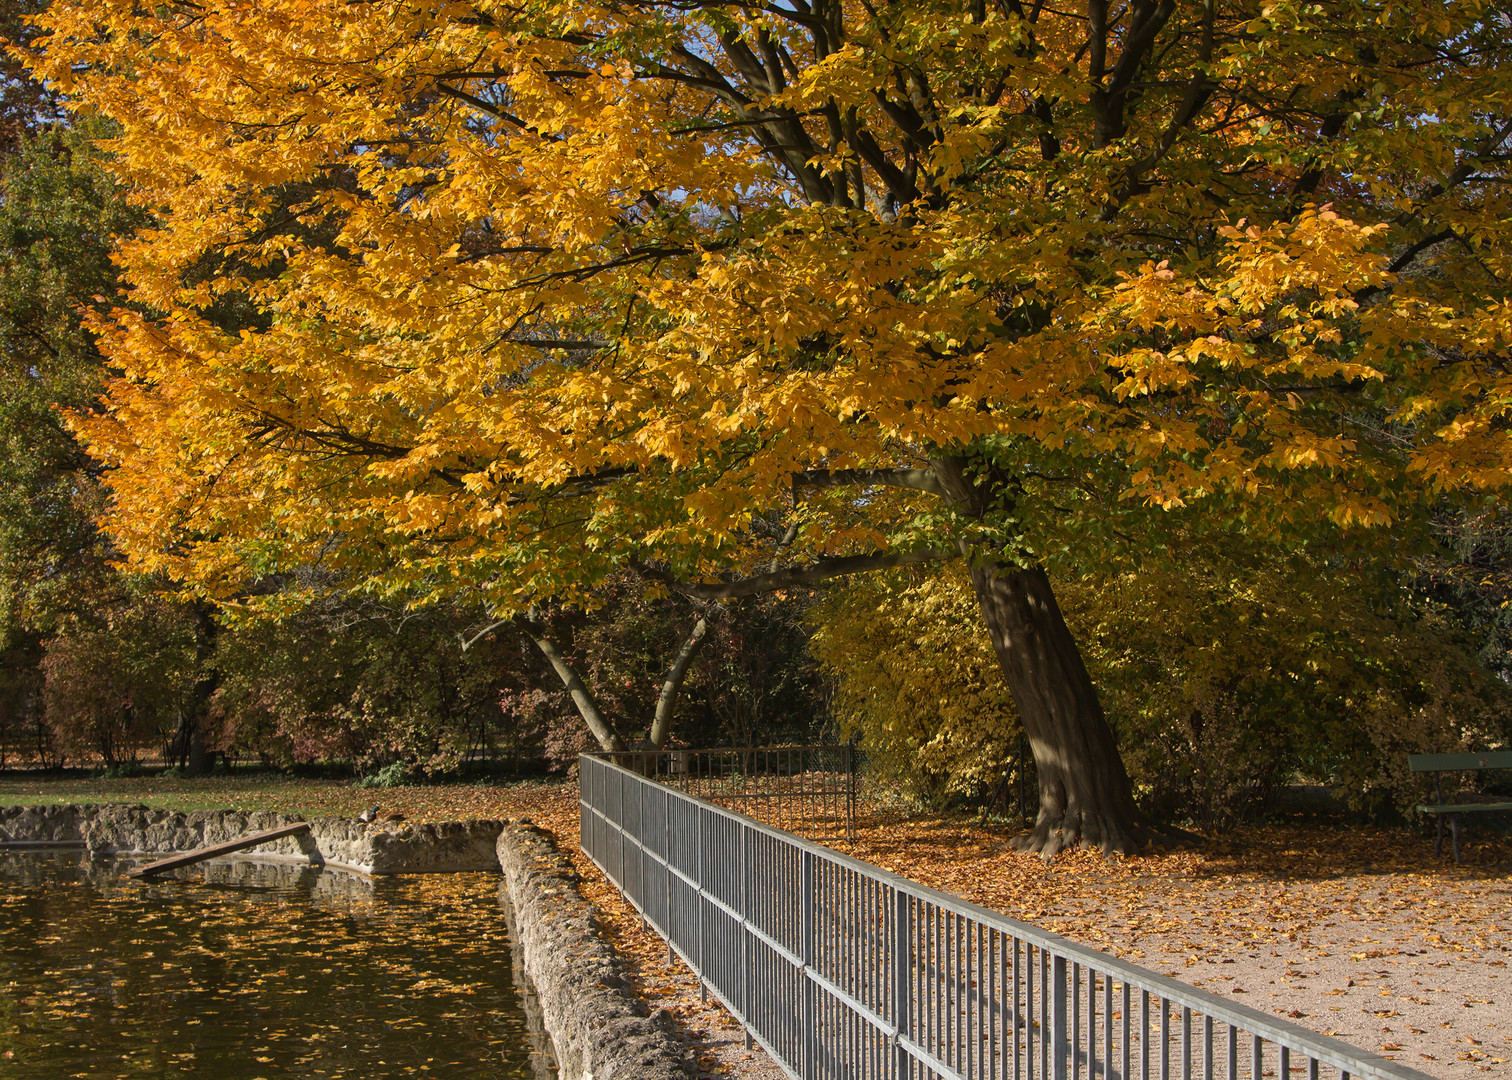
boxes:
[0,852,557,1079]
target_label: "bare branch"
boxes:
[457,617,511,652]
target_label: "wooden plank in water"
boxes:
[129,822,312,877]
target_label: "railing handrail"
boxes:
[580,753,1435,1080]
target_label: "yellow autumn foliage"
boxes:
[13,0,1511,617]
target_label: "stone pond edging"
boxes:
[0,802,502,874]
[497,822,695,1080]
[0,803,694,1080]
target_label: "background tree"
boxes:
[516,576,829,754]
[213,599,548,775]
[27,0,1512,852]
[0,0,63,154]
[0,118,166,765]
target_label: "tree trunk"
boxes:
[648,611,713,749]
[181,602,219,777]
[932,455,1143,857]
[968,560,1142,856]
[516,612,627,753]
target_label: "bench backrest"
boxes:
[1407,751,1512,772]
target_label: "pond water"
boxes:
[0,852,556,1080]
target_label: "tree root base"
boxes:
[1008,812,1201,861]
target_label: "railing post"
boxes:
[893,889,910,1079]
[802,848,815,1079]
[665,779,674,966]
[698,802,708,1002]
[1052,954,1068,1080]
[742,822,753,1050]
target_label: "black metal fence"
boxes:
[597,745,859,841]
[580,753,1433,1080]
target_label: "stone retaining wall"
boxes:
[0,803,693,1080]
[497,822,694,1080]
[0,803,503,874]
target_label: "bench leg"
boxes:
[1450,815,1461,865]
[1434,814,1444,857]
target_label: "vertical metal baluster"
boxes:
[872,878,880,1080]
[1227,1026,1237,1080]
[1042,949,1050,1080]
[801,848,815,1079]
[1160,1000,1170,1080]
[943,910,952,1072]
[1202,1016,1212,1080]
[957,913,966,1076]
[934,905,943,1065]
[665,781,674,966]
[1072,964,1081,1080]
[698,804,708,1002]
[1087,969,1097,1080]
[1121,984,1130,1080]
[1052,954,1068,1080]
[637,774,646,928]
[1251,1036,1262,1080]
[1014,938,1024,1080]
[893,890,910,1080]
[1103,971,1113,1080]
[1026,943,1035,1080]
[742,823,753,1050]
[991,930,1000,1080]
[1279,1046,1289,1080]
[1090,966,1098,1079]
[1308,1058,1318,1080]
[1141,991,1150,1080]
[968,921,979,1080]
[1181,1008,1191,1080]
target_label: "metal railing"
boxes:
[579,753,1432,1080]
[598,745,858,841]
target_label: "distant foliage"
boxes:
[1411,505,1512,684]
[212,604,538,774]
[818,560,1511,825]
[353,761,411,788]
[518,575,830,758]
[40,596,197,766]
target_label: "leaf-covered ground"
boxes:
[2,775,1507,1079]
[541,799,1512,1080]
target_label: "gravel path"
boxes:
[1105,874,1511,1078]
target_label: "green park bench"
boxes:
[1407,751,1512,863]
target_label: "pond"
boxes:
[0,852,557,1079]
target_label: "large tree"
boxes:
[24,0,1512,852]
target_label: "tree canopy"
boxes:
[20,0,1512,851]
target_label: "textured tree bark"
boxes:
[933,456,1143,856]
[967,560,1142,856]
